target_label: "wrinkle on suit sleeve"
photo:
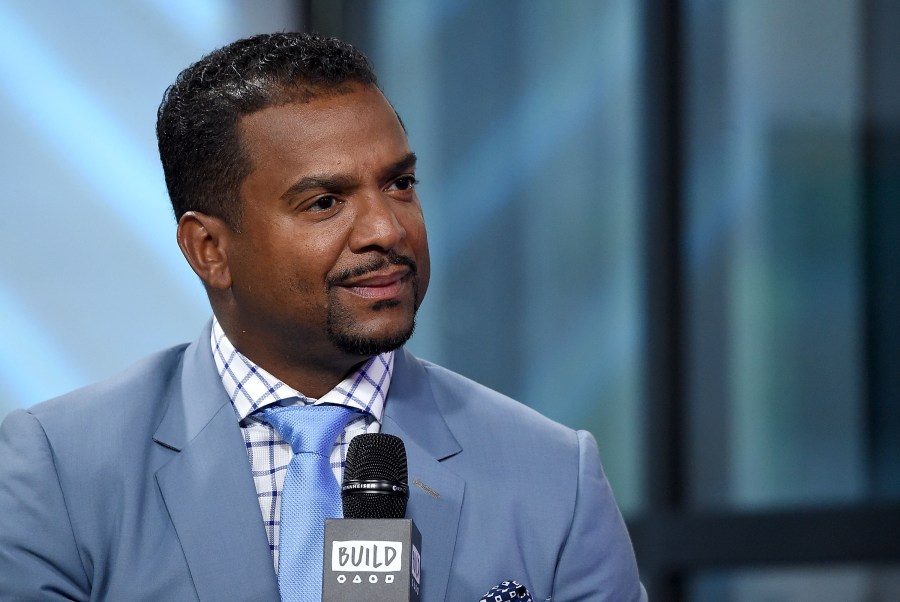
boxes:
[552,430,647,601]
[0,409,91,601]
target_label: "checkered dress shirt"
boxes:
[210,318,391,569]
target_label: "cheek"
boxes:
[289,242,343,303]
[403,205,429,248]
[417,249,431,300]
[409,220,431,301]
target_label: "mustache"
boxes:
[327,250,417,287]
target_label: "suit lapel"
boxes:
[153,323,279,601]
[383,349,464,602]
[150,331,462,601]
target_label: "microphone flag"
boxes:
[322,433,421,601]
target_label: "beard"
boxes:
[325,251,421,356]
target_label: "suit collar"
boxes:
[385,348,461,460]
[153,320,227,452]
[153,321,279,600]
[383,348,464,602]
[152,334,464,601]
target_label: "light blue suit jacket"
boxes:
[0,323,645,601]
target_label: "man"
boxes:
[0,33,645,601]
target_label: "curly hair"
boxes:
[156,32,378,230]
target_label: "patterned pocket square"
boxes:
[479,580,534,602]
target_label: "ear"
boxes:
[177,211,233,290]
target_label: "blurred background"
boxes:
[1,1,897,600]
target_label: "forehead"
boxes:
[237,84,410,176]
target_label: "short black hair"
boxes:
[157,32,378,230]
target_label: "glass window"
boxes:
[691,565,900,602]
[683,0,867,509]
[353,0,646,512]
[0,1,297,416]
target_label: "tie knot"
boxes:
[262,404,355,456]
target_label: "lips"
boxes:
[338,268,411,300]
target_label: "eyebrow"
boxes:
[281,152,418,200]
[387,152,418,177]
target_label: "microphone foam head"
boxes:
[342,433,409,519]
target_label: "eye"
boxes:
[389,176,418,192]
[308,195,339,211]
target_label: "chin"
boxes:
[326,293,418,356]
[332,331,414,357]
[328,318,416,357]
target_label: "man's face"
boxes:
[221,84,430,376]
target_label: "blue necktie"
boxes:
[262,404,355,601]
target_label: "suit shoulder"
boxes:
[416,358,578,448]
[25,343,191,430]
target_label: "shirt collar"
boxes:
[210,317,392,423]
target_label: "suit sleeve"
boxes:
[552,430,647,601]
[0,409,91,600]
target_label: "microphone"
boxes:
[342,431,409,519]
[479,580,534,602]
[322,433,422,602]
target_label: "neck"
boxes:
[213,318,370,399]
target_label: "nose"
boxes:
[348,192,406,253]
